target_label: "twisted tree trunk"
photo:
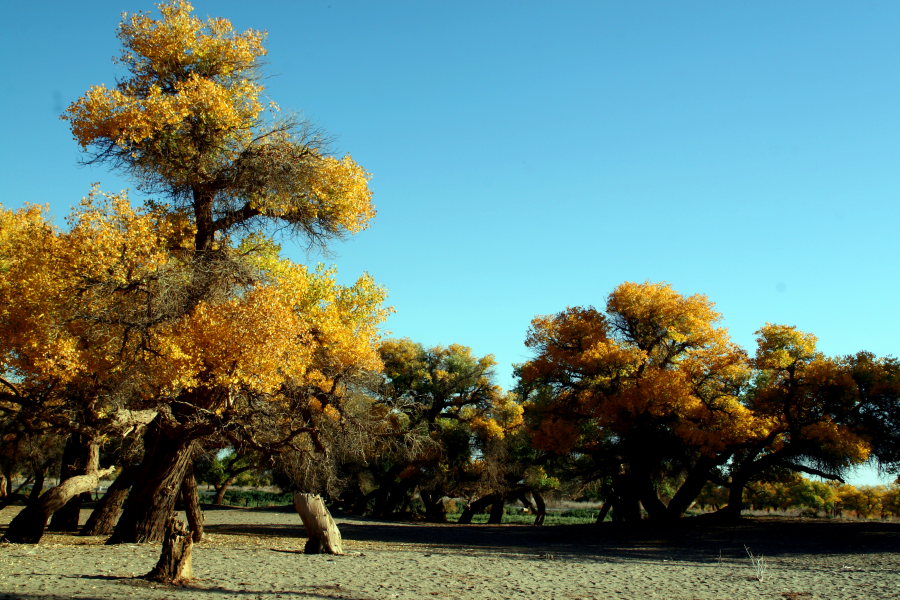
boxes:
[458,493,502,524]
[180,468,203,542]
[81,466,135,536]
[531,491,546,526]
[108,416,197,544]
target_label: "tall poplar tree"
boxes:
[63,1,379,543]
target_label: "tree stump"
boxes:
[144,517,193,584]
[293,493,343,554]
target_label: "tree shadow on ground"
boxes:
[204,516,900,562]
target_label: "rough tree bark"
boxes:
[143,517,193,585]
[180,468,203,542]
[108,417,197,544]
[81,466,135,536]
[293,493,343,554]
[49,433,94,531]
[2,443,114,544]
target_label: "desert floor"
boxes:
[1,505,898,600]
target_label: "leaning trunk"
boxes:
[293,493,343,554]
[49,433,94,531]
[2,443,113,544]
[108,418,197,544]
[81,466,135,536]
[212,466,251,505]
[488,496,505,524]
[665,455,725,519]
[27,469,45,504]
[595,501,612,524]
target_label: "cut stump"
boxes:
[293,492,343,554]
[144,517,193,584]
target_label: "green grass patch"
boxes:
[200,489,292,507]
[446,509,598,525]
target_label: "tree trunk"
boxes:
[27,469,45,504]
[2,444,113,544]
[81,466,135,536]
[144,517,193,585]
[664,456,721,519]
[488,496,505,524]
[717,474,749,521]
[532,491,546,526]
[108,418,197,544]
[293,493,343,555]
[596,501,612,524]
[458,493,501,524]
[640,487,668,522]
[213,466,251,505]
[49,433,93,531]
[421,490,447,523]
[180,468,203,542]
[611,475,643,523]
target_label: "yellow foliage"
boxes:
[63,1,376,240]
[0,193,390,425]
[755,323,819,370]
[607,281,724,353]
[522,282,755,454]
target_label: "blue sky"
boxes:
[3,1,898,484]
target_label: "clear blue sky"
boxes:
[3,1,898,484]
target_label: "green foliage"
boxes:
[200,488,292,507]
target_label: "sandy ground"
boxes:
[1,505,898,600]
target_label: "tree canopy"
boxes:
[64,0,374,253]
[518,281,897,522]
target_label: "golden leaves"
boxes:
[66,75,264,154]
[0,193,389,428]
[754,323,819,370]
[607,281,724,351]
[64,1,377,243]
[154,258,388,405]
[522,282,750,453]
[117,0,267,83]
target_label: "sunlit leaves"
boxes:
[754,323,819,370]
[521,281,755,455]
[0,195,389,438]
[63,0,375,244]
